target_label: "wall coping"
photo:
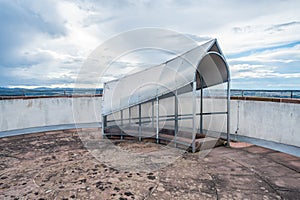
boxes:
[0,94,102,100]
[231,96,300,104]
[0,94,299,104]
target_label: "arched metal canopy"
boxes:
[102,39,231,152]
[102,39,230,116]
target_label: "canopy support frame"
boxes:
[192,80,197,153]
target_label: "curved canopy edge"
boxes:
[102,39,230,116]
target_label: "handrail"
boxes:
[231,96,300,104]
[231,89,300,99]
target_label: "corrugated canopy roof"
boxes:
[102,39,229,116]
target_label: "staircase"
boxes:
[103,125,222,152]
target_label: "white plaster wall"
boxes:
[0,97,102,132]
[228,100,300,148]
[0,96,299,148]
[192,98,299,147]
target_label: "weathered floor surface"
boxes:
[0,128,300,200]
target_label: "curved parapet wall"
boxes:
[0,95,299,152]
[0,95,102,133]
[230,98,300,148]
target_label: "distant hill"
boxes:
[0,87,103,96]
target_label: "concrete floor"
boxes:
[0,128,299,200]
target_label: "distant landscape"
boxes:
[0,87,103,97]
[0,87,299,99]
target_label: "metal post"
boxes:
[120,110,123,140]
[102,115,107,138]
[192,81,197,153]
[227,79,231,147]
[156,97,159,144]
[139,104,142,141]
[200,77,203,134]
[152,100,154,129]
[129,107,131,125]
[174,90,178,148]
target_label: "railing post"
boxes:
[129,107,131,125]
[200,77,203,134]
[174,90,178,148]
[120,110,123,140]
[192,80,197,153]
[152,100,154,129]
[156,97,159,144]
[102,115,107,138]
[227,78,231,147]
[139,104,142,141]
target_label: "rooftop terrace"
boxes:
[1,128,299,199]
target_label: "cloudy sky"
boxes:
[0,0,300,89]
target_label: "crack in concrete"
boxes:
[226,155,283,200]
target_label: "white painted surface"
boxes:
[228,100,300,148]
[0,97,102,132]
[207,99,300,147]
[0,96,299,148]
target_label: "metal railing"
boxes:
[0,88,103,97]
[231,89,300,99]
[0,88,299,99]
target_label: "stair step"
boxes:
[104,125,220,152]
[105,125,205,139]
[159,134,218,146]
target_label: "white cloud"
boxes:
[229,44,300,64]
[231,64,276,78]
[1,0,300,89]
[231,63,300,79]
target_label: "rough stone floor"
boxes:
[0,128,299,200]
